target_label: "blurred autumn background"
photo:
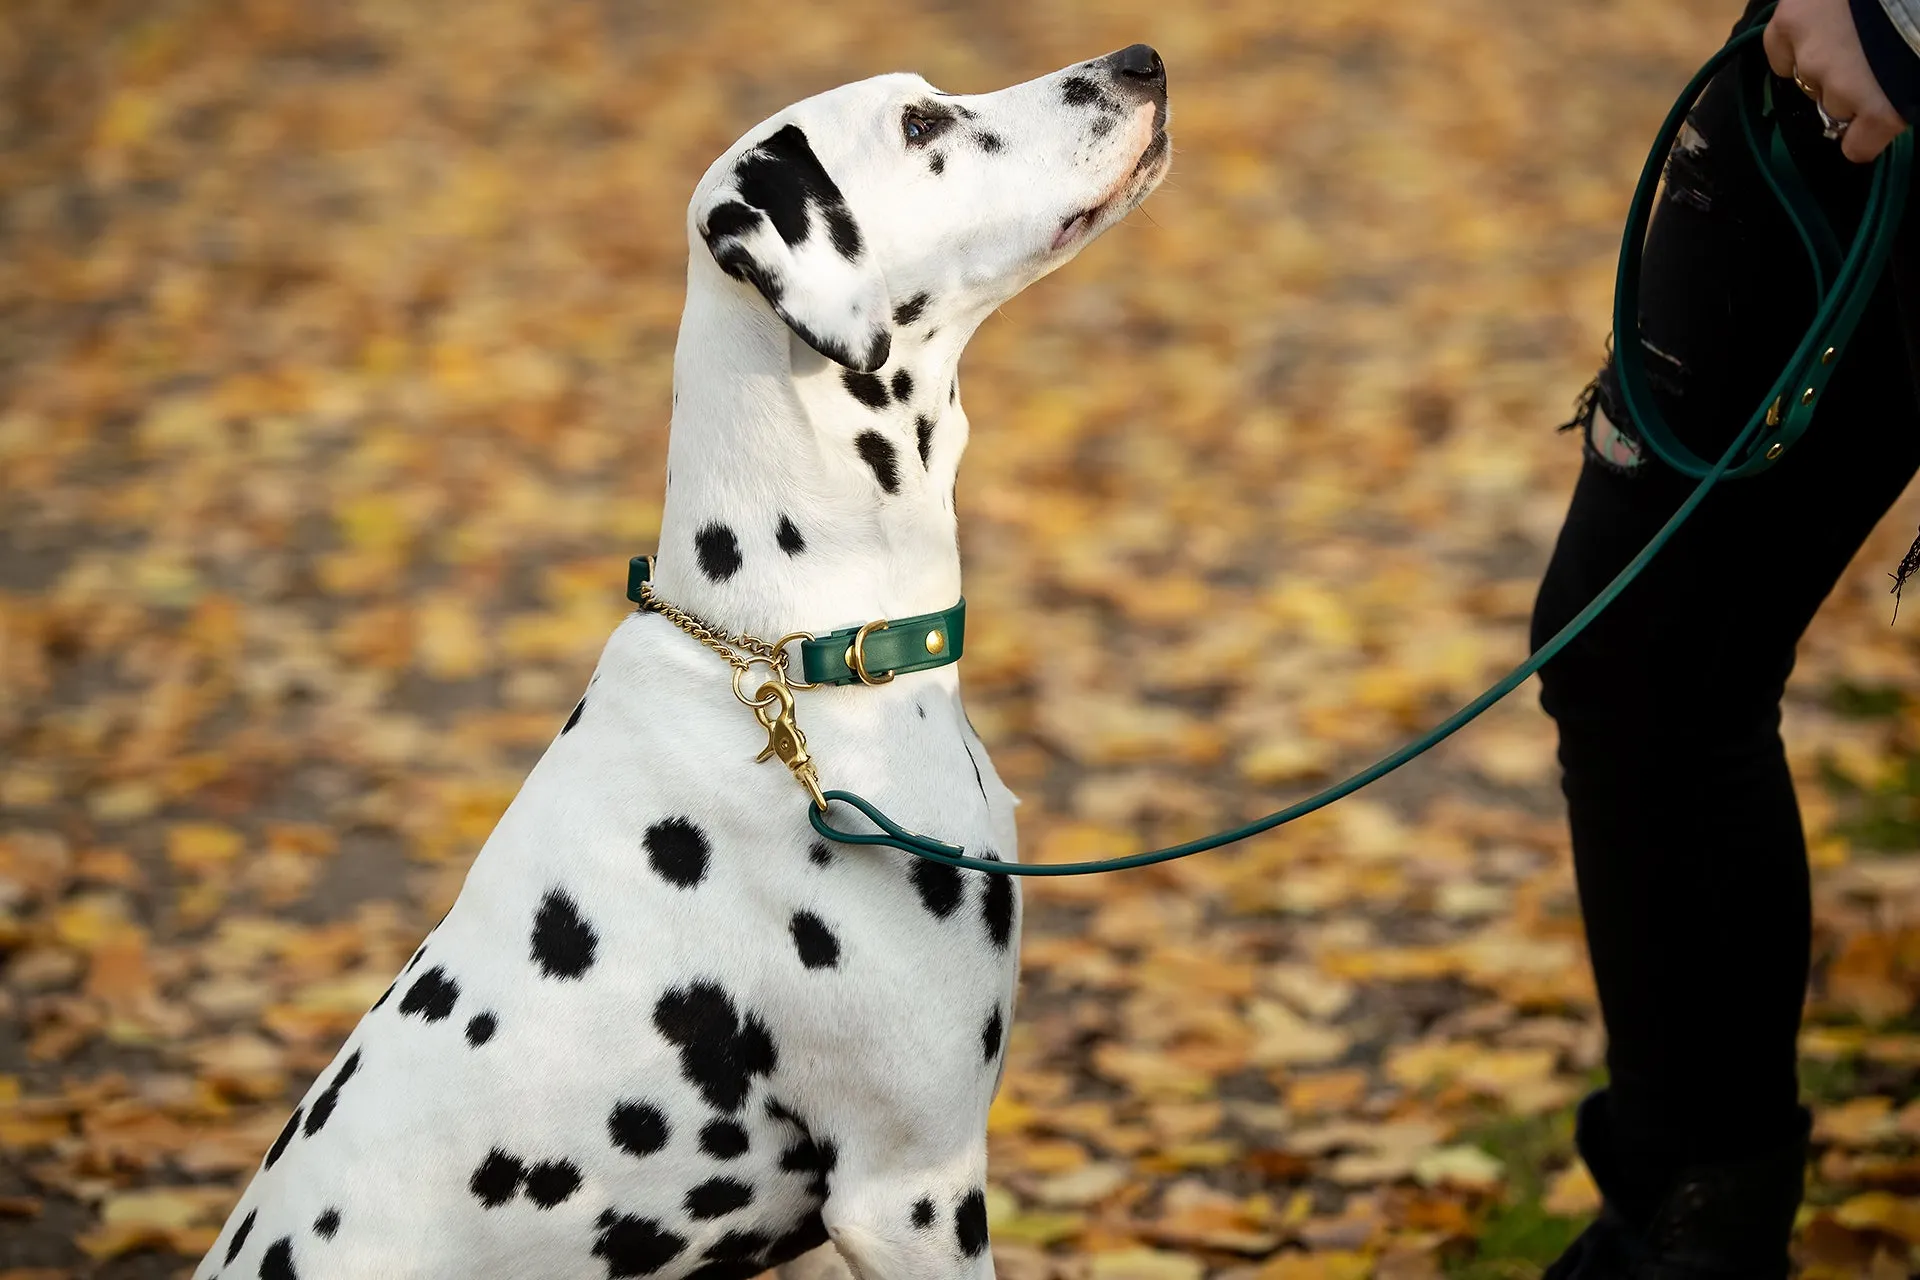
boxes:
[15,0,1920,1276]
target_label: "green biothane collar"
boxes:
[626,555,964,688]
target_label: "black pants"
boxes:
[1530,24,1920,1166]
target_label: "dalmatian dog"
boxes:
[199,43,1170,1280]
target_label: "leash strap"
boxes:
[1615,16,1912,479]
[809,8,1914,876]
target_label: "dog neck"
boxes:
[653,269,978,643]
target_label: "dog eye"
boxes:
[902,110,948,145]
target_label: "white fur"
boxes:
[201,48,1167,1280]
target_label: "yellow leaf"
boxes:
[165,823,245,874]
[1089,1248,1205,1280]
[1834,1191,1920,1243]
[1258,1251,1374,1280]
[1543,1161,1601,1218]
[1414,1144,1504,1191]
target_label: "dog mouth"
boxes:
[1050,128,1170,252]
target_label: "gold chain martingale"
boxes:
[636,582,828,810]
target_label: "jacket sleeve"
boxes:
[1851,0,1920,122]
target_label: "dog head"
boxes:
[689,44,1171,372]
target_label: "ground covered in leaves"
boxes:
[8,0,1920,1276]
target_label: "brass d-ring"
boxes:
[772,632,819,690]
[845,619,894,685]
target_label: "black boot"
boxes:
[1542,1090,1810,1280]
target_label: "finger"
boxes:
[1842,108,1906,162]
[1764,19,1798,79]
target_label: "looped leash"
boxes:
[1613,13,1912,479]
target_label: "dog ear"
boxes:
[698,124,892,373]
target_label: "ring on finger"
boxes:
[1816,102,1852,140]
[1794,72,1822,99]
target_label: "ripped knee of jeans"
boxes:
[1559,331,1697,475]
[1560,352,1644,473]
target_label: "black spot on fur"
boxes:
[855,431,900,494]
[695,523,743,583]
[526,1159,583,1208]
[226,1208,257,1264]
[929,152,946,175]
[915,415,935,465]
[312,1208,340,1240]
[691,1233,773,1280]
[369,981,394,1011]
[466,1012,497,1046]
[593,1213,688,1278]
[1062,76,1101,106]
[890,369,914,402]
[531,888,598,979]
[1091,114,1116,139]
[406,943,427,972]
[766,1215,830,1268]
[911,858,964,918]
[842,369,889,409]
[399,966,459,1022]
[950,378,958,403]
[789,911,841,970]
[470,1148,526,1207]
[706,1230,770,1262]
[825,207,862,259]
[983,870,1015,949]
[686,1177,754,1220]
[911,1197,935,1228]
[976,131,1004,152]
[780,1133,838,1201]
[260,1236,297,1280]
[916,700,927,719]
[563,695,586,734]
[892,293,930,326]
[303,1049,361,1136]
[732,125,844,250]
[807,840,833,867]
[776,516,805,555]
[710,238,783,308]
[701,1118,750,1159]
[703,200,762,241]
[765,1096,804,1127]
[955,1188,990,1257]
[983,1006,1004,1061]
[645,816,711,888]
[265,1110,300,1169]
[608,1101,671,1158]
[654,982,777,1113]
[685,1262,763,1280]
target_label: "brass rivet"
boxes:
[1766,443,1784,460]
[1821,346,1836,364]
[925,629,945,655]
[1765,397,1783,427]
[1801,387,1815,405]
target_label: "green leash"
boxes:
[808,10,1912,875]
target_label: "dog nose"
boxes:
[1111,44,1166,94]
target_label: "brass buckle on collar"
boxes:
[844,618,893,686]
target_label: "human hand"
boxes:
[1765,0,1910,161]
